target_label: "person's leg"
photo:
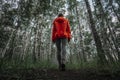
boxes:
[61,38,67,71]
[55,39,62,69]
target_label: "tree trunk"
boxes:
[2,30,14,58]
[32,27,37,62]
[96,0,120,62]
[94,0,116,64]
[84,0,107,65]
[75,6,86,62]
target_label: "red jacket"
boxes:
[52,17,71,42]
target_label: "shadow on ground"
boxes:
[0,68,120,80]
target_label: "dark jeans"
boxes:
[56,38,67,65]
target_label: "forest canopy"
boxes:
[0,0,120,69]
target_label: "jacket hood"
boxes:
[55,17,65,23]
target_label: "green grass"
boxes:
[0,59,58,70]
[0,55,120,72]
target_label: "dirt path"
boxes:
[0,69,120,80]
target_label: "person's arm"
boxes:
[52,21,56,43]
[66,20,71,42]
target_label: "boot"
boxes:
[61,64,65,71]
[59,64,62,71]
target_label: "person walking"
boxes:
[52,13,71,71]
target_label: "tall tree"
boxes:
[84,0,107,65]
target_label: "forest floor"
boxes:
[0,68,120,80]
